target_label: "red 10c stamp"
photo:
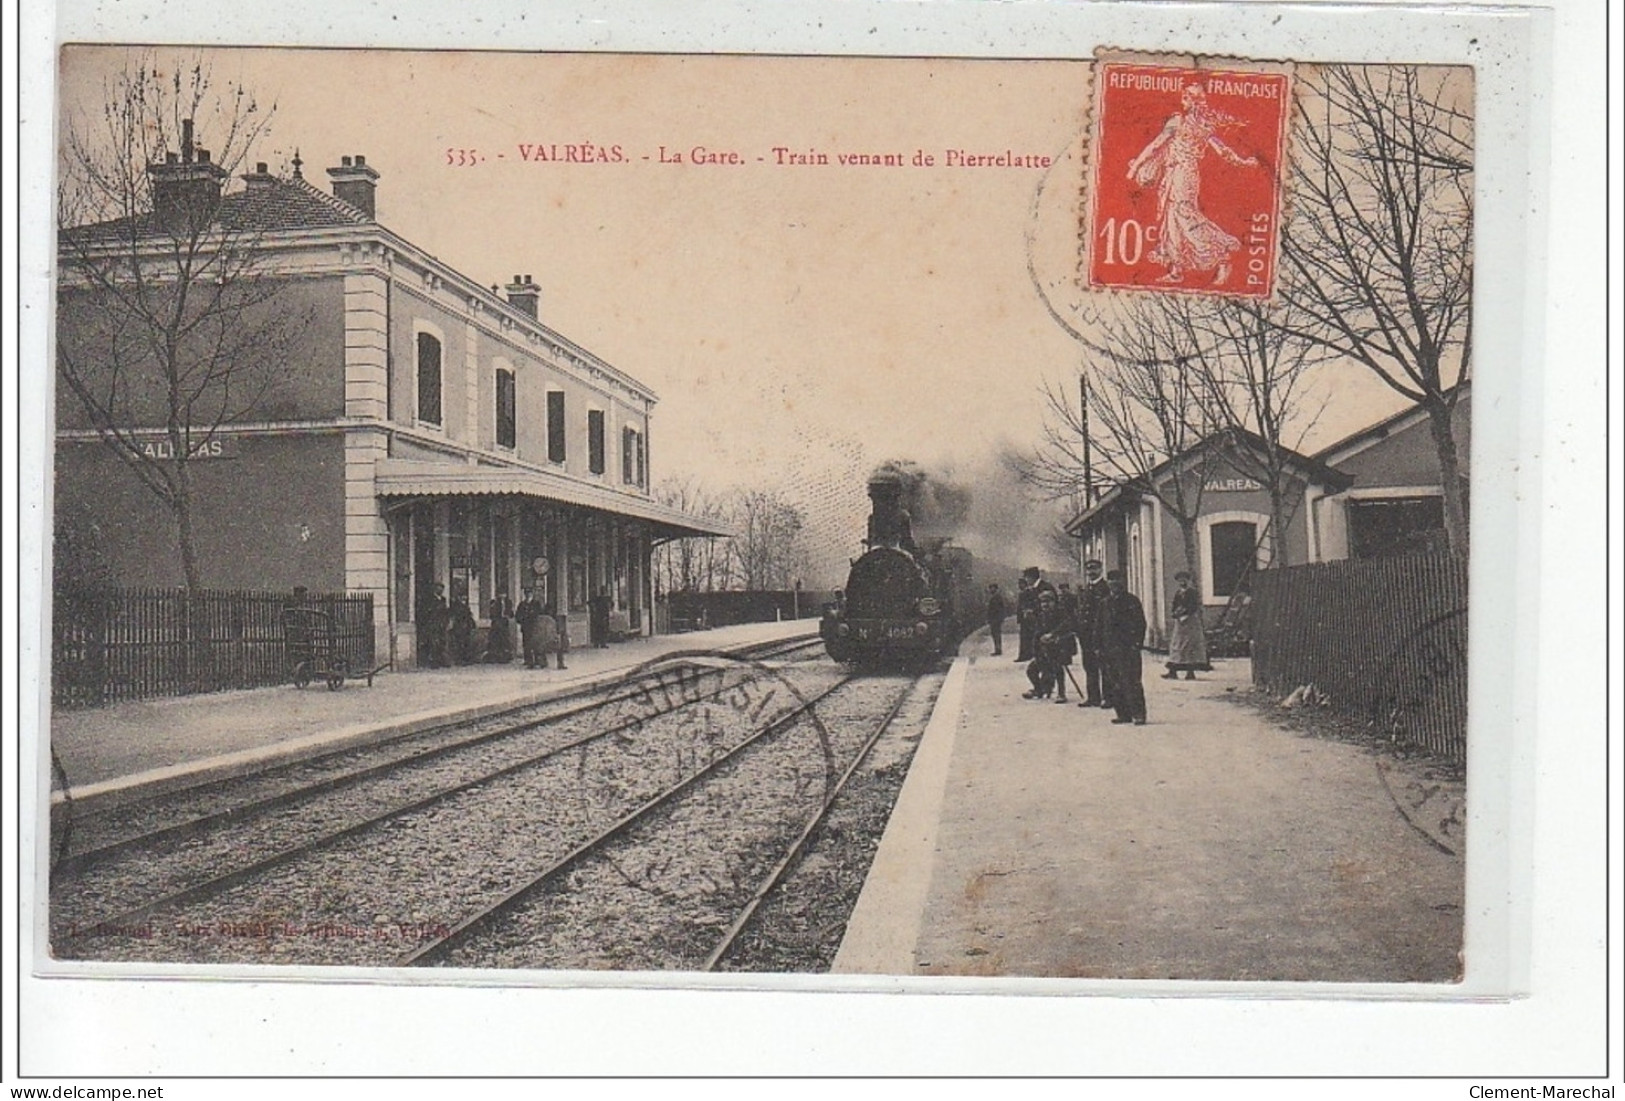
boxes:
[1087,63,1292,299]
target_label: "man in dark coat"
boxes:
[984,583,1008,656]
[589,587,612,648]
[1075,559,1110,708]
[1022,588,1077,702]
[1013,574,1036,662]
[483,595,515,663]
[417,582,449,668]
[1102,569,1148,725]
[448,595,477,665]
[515,588,545,669]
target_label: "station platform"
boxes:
[48,619,818,812]
[834,629,1467,984]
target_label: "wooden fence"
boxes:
[1250,555,1468,764]
[52,586,374,708]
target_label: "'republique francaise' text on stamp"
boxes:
[1087,62,1293,298]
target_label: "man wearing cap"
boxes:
[1102,569,1148,725]
[1075,559,1110,708]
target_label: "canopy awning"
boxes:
[373,460,733,540]
[1063,483,1143,536]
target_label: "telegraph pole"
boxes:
[1080,372,1094,506]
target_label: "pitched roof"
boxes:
[61,174,369,244]
[1313,381,1471,465]
[1061,428,1353,536]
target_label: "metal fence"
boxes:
[1250,554,1468,764]
[52,586,374,708]
[657,589,838,632]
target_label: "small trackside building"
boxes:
[55,143,729,666]
[1063,389,1470,647]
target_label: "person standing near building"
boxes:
[515,588,545,669]
[1103,569,1148,725]
[1163,570,1211,680]
[448,594,477,665]
[985,583,1008,656]
[1023,588,1077,703]
[589,586,612,648]
[417,582,449,668]
[484,595,515,663]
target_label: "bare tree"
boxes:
[724,489,809,591]
[1172,293,1329,566]
[1014,294,1226,588]
[652,478,729,595]
[56,55,304,590]
[1277,63,1473,555]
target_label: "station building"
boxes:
[1064,388,1470,646]
[55,136,728,665]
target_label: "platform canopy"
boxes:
[373,460,733,541]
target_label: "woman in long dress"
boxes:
[1164,571,1211,679]
[1126,84,1259,286]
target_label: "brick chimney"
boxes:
[147,119,228,232]
[326,154,380,219]
[240,162,277,192]
[505,275,540,319]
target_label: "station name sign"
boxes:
[1205,476,1263,493]
[133,435,241,461]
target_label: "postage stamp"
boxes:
[1086,60,1293,298]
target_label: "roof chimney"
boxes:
[326,153,380,219]
[241,161,277,191]
[505,274,540,319]
[147,118,228,232]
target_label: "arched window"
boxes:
[1198,510,1271,603]
[1210,520,1258,598]
[416,331,442,426]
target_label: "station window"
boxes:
[547,391,566,464]
[1209,520,1258,599]
[495,368,516,449]
[622,427,647,487]
[417,332,442,426]
[588,410,606,475]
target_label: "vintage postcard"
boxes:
[18,0,1578,1075]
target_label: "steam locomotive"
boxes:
[820,473,978,667]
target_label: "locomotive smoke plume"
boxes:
[869,459,972,540]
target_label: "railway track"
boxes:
[52,633,825,874]
[52,640,928,968]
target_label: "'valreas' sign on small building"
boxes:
[1204,475,1262,492]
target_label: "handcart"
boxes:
[281,606,384,690]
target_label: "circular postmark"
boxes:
[580,650,841,910]
[1367,608,1467,761]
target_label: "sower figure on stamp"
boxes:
[1103,569,1148,725]
[985,583,1008,657]
[1163,570,1212,680]
[1076,560,1111,709]
[1126,83,1260,286]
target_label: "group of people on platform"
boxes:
[983,560,1211,726]
[415,583,572,671]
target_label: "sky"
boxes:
[57,47,1421,584]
